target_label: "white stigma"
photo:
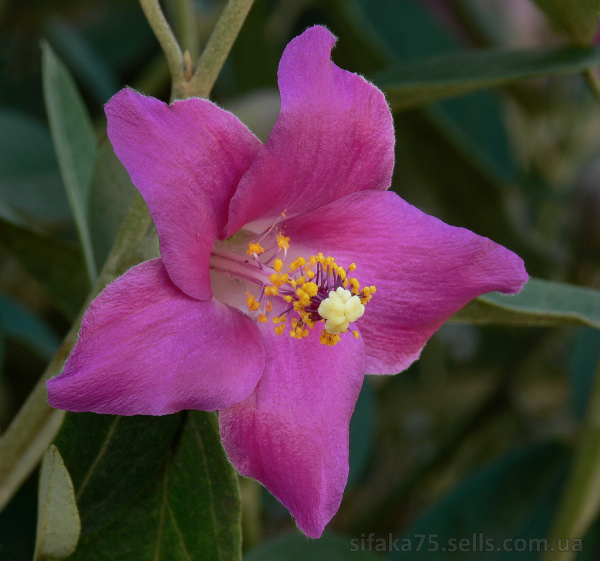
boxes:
[317,287,365,335]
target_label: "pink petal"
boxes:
[105,89,261,300]
[225,25,395,236]
[219,319,365,538]
[281,190,528,374]
[47,259,265,415]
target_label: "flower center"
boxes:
[209,233,375,346]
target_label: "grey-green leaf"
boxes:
[57,411,241,561]
[34,445,81,560]
[532,0,600,44]
[452,278,600,329]
[377,45,600,111]
[41,41,98,282]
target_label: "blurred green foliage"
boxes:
[2,0,600,560]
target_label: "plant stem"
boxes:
[0,194,152,513]
[188,0,255,98]
[544,357,600,561]
[139,0,184,99]
[168,0,200,61]
[0,0,252,514]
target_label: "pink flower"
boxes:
[47,26,527,538]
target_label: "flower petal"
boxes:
[47,259,265,415]
[226,25,395,236]
[219,318,365,538]
[281,190,528,374]
[106,89,262,300]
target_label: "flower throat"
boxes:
[209,233,375,346]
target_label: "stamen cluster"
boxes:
[244,236,375,346]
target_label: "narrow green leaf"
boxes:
[0,216,89,319]
[569,328,600,421]
[377,45,600,111]
[389,443,568,561]
[452,278,600,330]
[88,139,136,271]
[41,41,98,282]
[34,445,81,560]
[545,363,600,561]
[63,411,242,561]
[245,532,384,561]
[346,0,521,206]
[348,379,376,487]
[533,0,600,44]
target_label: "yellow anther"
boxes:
[349,278,360,295]
[269,272,289,287]
[246,294,260,311]
[290,257,306,271]
[348,263,357,271]
[290,325,309,339]
[302,282,318,297]
[264,286,278,296]
[273,259,284,273]
[297,276,306,286]
[300,310,315,327]
[274,325,286,336]
[320,331,341,346]
[284,295,293,303]
[247,242,264,256]
[316,253,325,263]
[266,301,273,312]
[272,315,285,324]
[257,314,268,323]
[276,233,290,250]
[306,270,315,279]
[352,330,360,339]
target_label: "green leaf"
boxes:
[0,109,71,223]
[376,45,600,111]
[348,378,376,487]
[34,445,81,560]
[88,139,136,270]
[545,364,600,561]
[244,532,384,561]
[0,216,89,319]
[41,41,98,283]
[532,0,600,44]
[453,278,600,330]
[57,411,242,561]
[54,413,183,536]
[389,442,568,560]
[346,0,520,206]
